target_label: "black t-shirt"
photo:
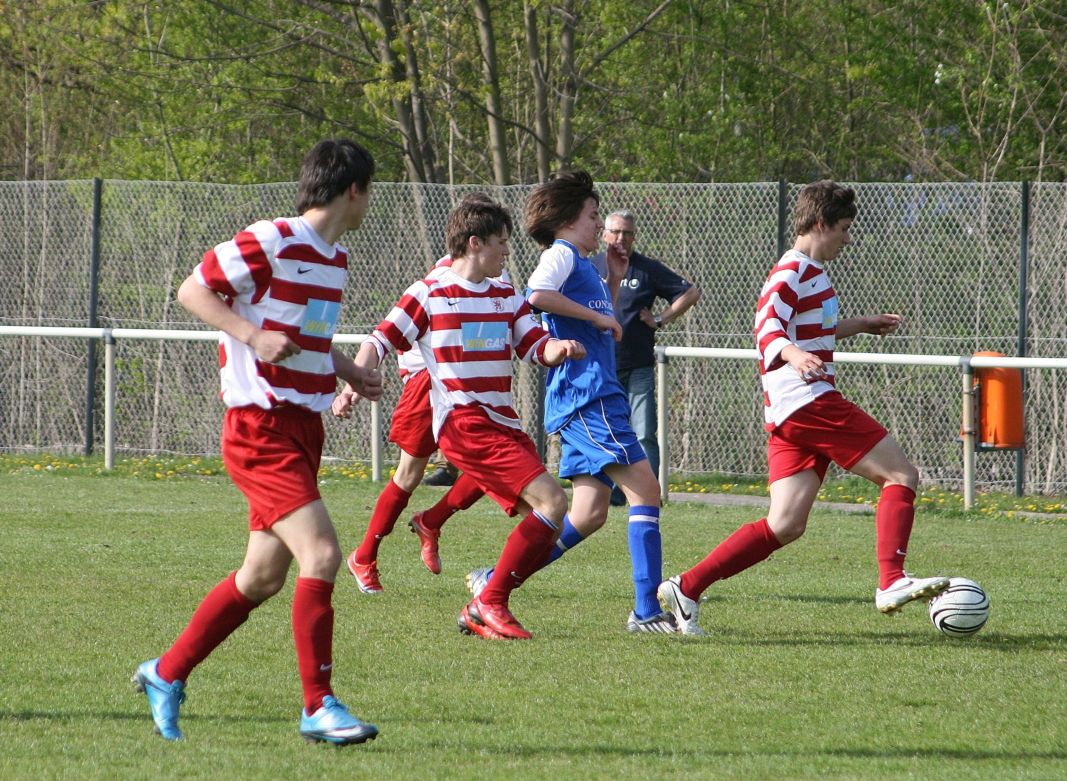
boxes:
[590,250,693,371]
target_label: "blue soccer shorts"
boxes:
[557,393,647,485]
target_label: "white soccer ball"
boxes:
[929,577,990,637]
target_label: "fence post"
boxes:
[534,366,546,461]
[85,178,103,456]
[104,330,115,470]
[961,357,976,510]
[776,179,788,259]
[371,400,382,482]
[1015,181,1030,497]
[656,347,669,503]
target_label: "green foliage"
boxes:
[1,470,1065,779]
[1,0,1064,183]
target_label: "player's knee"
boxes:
[900,463,920,490]
[299,542,342,580]
[584,508,609,533]
[239,570,288,601]
[537,488,569,524]
[768,515,806,544]
[882,463,919,491]
[392,461,426,493]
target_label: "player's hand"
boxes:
[350,366,383,403]
[593,312,623,342]
[544,339,587,366]
[332,384,358,418]
[604,241,629,281]
[638,308,657,329]
[788,350,828,383]
[869,313,902,336]
[251,330,301,363]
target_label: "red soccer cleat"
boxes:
[346,550,383,595]
[457,604,508,640]
[408,512,442,575]
[465,598,532,640]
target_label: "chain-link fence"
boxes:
[1,179,1065,493]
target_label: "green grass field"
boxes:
[1,469,1064,780]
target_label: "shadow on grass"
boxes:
[700,628,1067,652]
[365,738,1067,764]
[823,747,1067,762]
[756,593,869,606]
[0,709,291,726]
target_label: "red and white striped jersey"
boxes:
[396,256,452,381]
[754,249,839,429]
[396,256,513,382]
[193,216,347,412]
[367,268,551,437]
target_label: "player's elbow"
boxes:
[528,290,550,310]
[176,275,201,311]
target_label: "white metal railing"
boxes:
[654,346,1067,510]
[4,325,1066,510]
[0,326,379,478]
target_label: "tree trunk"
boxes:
[555,0,577,167]
[396,0,440,182]
[524,1,552,181]
[368,0,430,182]
[473,0,511,185]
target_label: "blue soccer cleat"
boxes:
[300,696,379,746]
[132,658,186,740]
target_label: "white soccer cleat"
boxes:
[626,610,678,634]
[465,567,493,599]
[875,573,950,614]
[657,576,706,637]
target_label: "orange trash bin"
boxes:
[972,351,1024,449]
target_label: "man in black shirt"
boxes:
[592,210,702,505]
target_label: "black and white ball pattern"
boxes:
[929,577,990,637]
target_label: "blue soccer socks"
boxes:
[628,505,663,620]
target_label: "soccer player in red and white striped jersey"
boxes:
[350,195,586,640]
[334,247,496,593]
[133,139,383,746]
[658,180,948,636]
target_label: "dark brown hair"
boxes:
[296,139,376,215]
[794,180,857,235]
[445,193,514,259]
[523,170,599,249]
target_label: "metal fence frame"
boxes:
[2,179,1066,493]
[4,325,1066,506]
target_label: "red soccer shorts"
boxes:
[437,408,546,517]
[222,404,324,530]
[767,391,888,483]
[388,370,437,458]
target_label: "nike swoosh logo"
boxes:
[447,299,460,306]
[319,663,333,671]
[895,548,907,556]
[672,585,692,620]
[297,267,312,274]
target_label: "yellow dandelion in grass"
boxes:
[33,464,42,471]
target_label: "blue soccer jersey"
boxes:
[526,239,627,433]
